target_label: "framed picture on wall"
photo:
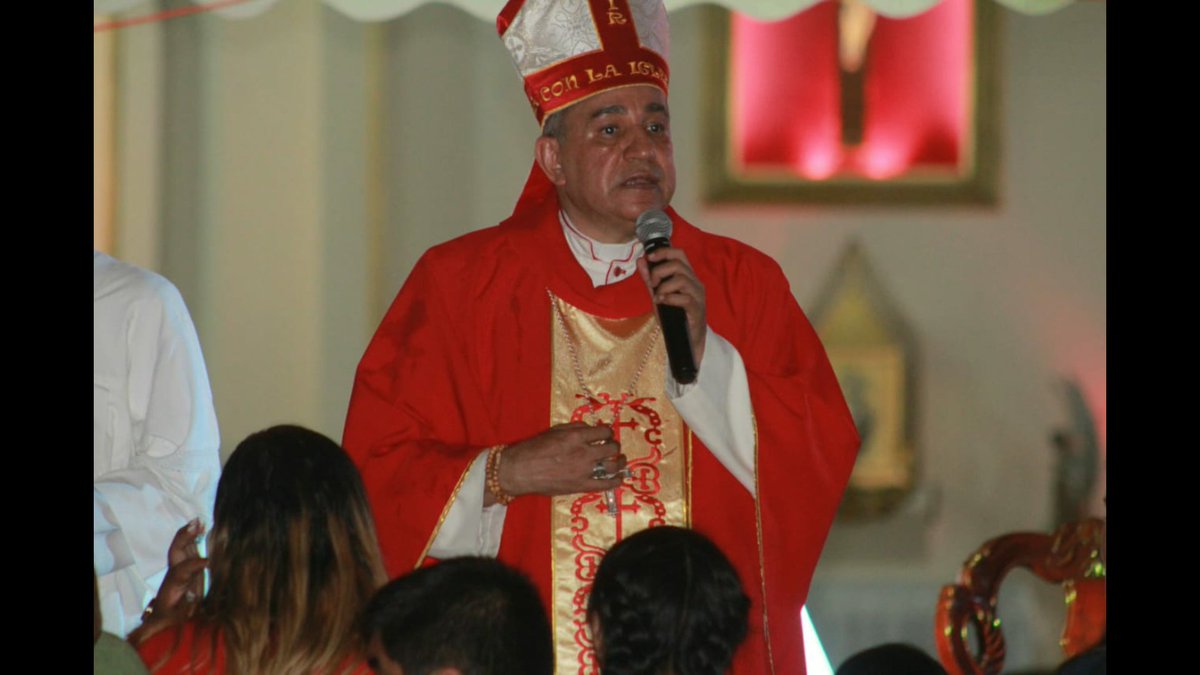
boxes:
[828,345,912,498]
[810,241,919,519]
[701,0,1000,205]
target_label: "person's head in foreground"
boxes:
[359,556,553,675]
[587,526,751,675]
[836,643,949,675]
[142,424,387,674]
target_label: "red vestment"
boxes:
[343,166,859,675]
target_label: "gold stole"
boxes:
[548,295,689,675]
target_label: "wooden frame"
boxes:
[810,241,919,519]
[828,344,910,493]
[700,0,1002,206]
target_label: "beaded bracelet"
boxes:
[485,444,514,506]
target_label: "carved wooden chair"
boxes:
[934,517,1105,675]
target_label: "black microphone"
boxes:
[636,209,698,385]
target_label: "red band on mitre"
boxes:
[498,0,670,126]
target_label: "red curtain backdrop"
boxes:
[731,0,972,180]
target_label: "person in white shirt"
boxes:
[94,251,222,637]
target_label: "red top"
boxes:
[136,621,370,675]
[343,164,859,675]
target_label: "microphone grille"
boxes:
[635,209,673,244]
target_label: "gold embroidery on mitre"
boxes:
[548,295,687,675]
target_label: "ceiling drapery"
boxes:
[95,0,1079,23]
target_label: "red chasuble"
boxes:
[343,165,859,675]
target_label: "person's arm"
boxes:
[664,327,755,492]
[126,521,207,648]
[638,249,756,492]
[714,249,860,674]
[429,421,631,558]
[426,452,504,557]
[344,253,625,571]
[640,238,862,673]
[94,276,221,636]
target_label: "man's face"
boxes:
[537,85,676,243]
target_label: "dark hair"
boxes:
[197,424,387,674]
[587,526,750,675]
[361,556,553,675]
[542,109,567,141]
[837,643,948,675]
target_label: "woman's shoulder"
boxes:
[135,621,225,674]
[135,620,369,675]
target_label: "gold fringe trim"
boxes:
[686,429,693,527]
[751,412,776,674]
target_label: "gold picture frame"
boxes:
[700,0,1001,206]
[828,345,914,517]
[810,241,919,519]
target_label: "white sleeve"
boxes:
[665,327,756,494]
[93,275,221,637]
[427,450,508,558]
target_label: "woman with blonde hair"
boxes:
[131,425,388,674]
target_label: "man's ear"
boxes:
[535,135,566,186]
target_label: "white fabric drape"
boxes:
[95,0,1081,23]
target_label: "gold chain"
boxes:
[547,289,660,399]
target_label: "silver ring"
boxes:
[591,460,608,480]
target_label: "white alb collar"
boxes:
[559,211,644,288]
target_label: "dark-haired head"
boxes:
[587,526,750,675]
[202,424,387,674]
[837,643,948,675]
[360,556,553,675]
